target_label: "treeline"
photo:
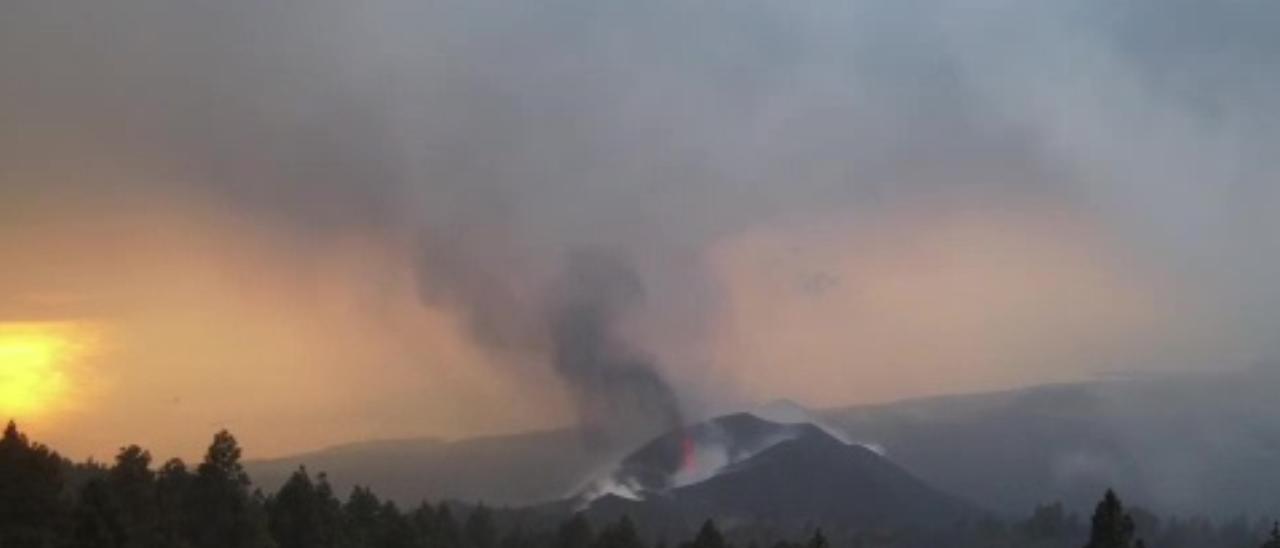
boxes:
[3,421,1280,548]
[948,491,1280,548]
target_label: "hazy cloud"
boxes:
[2,0,1278,457]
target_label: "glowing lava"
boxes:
[680,432,695,472]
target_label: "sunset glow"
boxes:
[0,324,83,420]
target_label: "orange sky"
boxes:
[705,202,1215,405]
[0,186,1236,461]
[1,0,1273,463]
[0,187,572,460]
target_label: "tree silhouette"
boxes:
[806,529,828,548]
[267,466,343,548]
[465,504,498,548]
[593,516,643,548]
[70,478,126,548]
[682,520,729,548]
[1023,501,1071,540]
[198,431,250,487]
[0,420,69,547]
[106,445,161,548]
[154,458,191,546]
[18,421,1280,548]
[1262,521,1280,548]
[409,502,438,547]
[556,513,594,548]
[435,504,464,548]
[378,499,416,548]
[186,430,273,548]
[345,485,383,547]
[1084,489,1138,548]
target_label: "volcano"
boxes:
[577,413,820,500]
[577,413,981,532]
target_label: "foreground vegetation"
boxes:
[2,422,1279,548]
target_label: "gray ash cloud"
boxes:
[548,250,683,454]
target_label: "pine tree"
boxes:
[1261,521,1280,548]
[154,458,191,546]
[409,501,438,547]
[1024,502,1069,540]
[268,467,342,548]
[593,516,643,548]
[186,430,273,548]
[70,478,127,548]
[0,420,70,547]
[378,500,416,548]
[108,445,161,548]
[499,523,531,548]
[465,505,498,548]
[556,513,594,548]
[436,504,464,548]
[1084,489,1137,548]
[682,520,729,548]
[806,529,828,548]
[345,485,383,547]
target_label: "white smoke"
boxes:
[749,399,886,455]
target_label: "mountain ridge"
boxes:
[575,415,980,536]
[245,368,1280,517]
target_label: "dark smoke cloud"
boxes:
[549,250,683,453]
[417,239,685,452]
[4,0,1280,453]
[416,227,544,355]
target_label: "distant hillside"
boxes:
[246,428,610,507]
[247,367,1280,518]
[823,366,1280,517]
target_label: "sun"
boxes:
[0,324,83,420]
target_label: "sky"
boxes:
[1,0,1278,461]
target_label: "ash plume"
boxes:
[548,250,683,454]
[416,239,684,454]
[5,0,1280,460]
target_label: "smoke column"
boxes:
[417,239,685,455]
[548,250,683,455]
[5,0,1280,461]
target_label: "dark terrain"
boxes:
[249,367,1280,518]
